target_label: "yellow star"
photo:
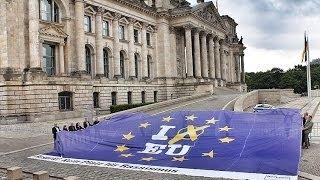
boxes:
[202,150,217,158]
[162,116,174,123]
[120,153,134,158]
[139,122,151,128]
[114,145,129,152]
[186,114,197,121]
[206,117,219,125]
[219,137,235,143]
[122,132,135,140]
[219,126,233,132]
[140,157,156,161]
[172,156,188,162]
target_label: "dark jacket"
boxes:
[304,120,314,134]
[52,127,60,139]
[68,125,76,131]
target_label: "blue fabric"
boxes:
[49,109,301,176]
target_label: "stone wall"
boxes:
[234,89,298,112]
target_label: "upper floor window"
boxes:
[40,0,59,22]
[146,32,151,46]
[85,46,92,74]
[84,15,92,32]
[102,21,110,37]
[103,48,109,78]
[42,43,56,76]
[134,29,139,43]
[120,51,125,78]
[58,91,73,111]
[119,25,125,40]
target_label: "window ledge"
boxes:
[103,36,114,40]
[120,39,129,43]
[134,42,142,46]
[147,45,154,49]
[39,20,64,27]
[85,32,95,36]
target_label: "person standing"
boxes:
[68,123,76,131]
[303,115,314,149]
[63,125,68,131]
[52,124,61,140]
[76,123,83,131]
[302,112,308,147]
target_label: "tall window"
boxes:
[102,21,109,36]
[85,46,91,74]
[58,91,73,111]
[147,55,152,78]
[42,43,55,76]
[120,51,125,78]
[103,49,109,78]
[93,92,100,108]
[154,91,158,103]
[141,91,146,104]
[146,32,151,46]
[119,25,125,40]
[40,0,59,22]
[84,15,91,32]
[127,91,132,105]
[111,92,117,106]
[135,54,139,78]
[134,29,139,43]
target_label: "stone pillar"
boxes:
[214,38,221,79]
[113,13,121,78]
[59,43,65,74]
[29,0,41,69]
[170,26,177,78]
[141,23,148,78]
[220,44,227,81]
[194,29,201,78]
[208,36,215,79]
[95,8,104,77]
[241,53,245,83]
[128,18,135,78]
[236,54,241,83]
[200,32,208,78]
[74,0,85,73]
[0,2,8,69]
[184,25,193,78]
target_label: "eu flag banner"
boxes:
[30,109,301,180]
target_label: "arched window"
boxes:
[120,51,125,78]
[134,53,139,78]
[40,0,59,22]
[58,91,73,111]
[111,92,117,105]
[141,91,146,104]
[127,91,132,104]
[147,55,152,78]
[85,46,91,74]
[103,48,109,78]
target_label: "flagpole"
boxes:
[307,34,312,99]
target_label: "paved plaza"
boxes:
[0,92,319,179]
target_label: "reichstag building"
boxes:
[0,0,246,123]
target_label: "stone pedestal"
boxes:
[33,171,49,180]
[7,167,23,180]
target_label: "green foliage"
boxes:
[110,103,154,113]
[246,64,320,94]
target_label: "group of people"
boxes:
[52,118,100,140]
[302,112,314,149]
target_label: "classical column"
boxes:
[214,38,221,79]
[113,13,121,78]
[220,43,227,81]
[241,53,245,83]
[200,32,208,78]
[184,25,193,78]
[236,54,241,83]
[229,51,234,83]
[59,43,65,74]
[169,26,177,78]
[74,0,85,73]
[208,36,215,79]
[141,23,148,78]
[29,0,41,69]
[128,18,135,78]
[0,2,8,69]
[95,8,104,77]
[194,29,201,78]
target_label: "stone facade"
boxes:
[0,0,246,123]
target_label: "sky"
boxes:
[188,0,320,72]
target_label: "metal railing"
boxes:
[310,122,320,140]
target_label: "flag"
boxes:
[40,109,301,179]
[302,32,309,63]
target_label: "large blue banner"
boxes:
[45,109,301,179]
